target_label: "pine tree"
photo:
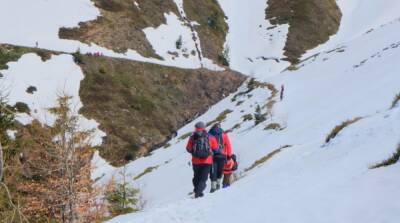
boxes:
[106,165,139,216]
[254,105,267,125]
[175,35,183,50]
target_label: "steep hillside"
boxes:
[79,55,244,165]
[98,1,400,222]
[266,0,342,63]
[182,0,228,64]
[0,43,244,165]
[59,0,179,58]
[1,0,400,222]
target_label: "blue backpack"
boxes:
[209,127,224,156]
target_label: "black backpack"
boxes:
[191,131,211,159]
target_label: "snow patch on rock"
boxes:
[0,53,105,146]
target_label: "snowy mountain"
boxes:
[101,0,400,222]
[0,0,399,222]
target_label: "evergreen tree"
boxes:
[106,165,139,216]
[254,105,267,125]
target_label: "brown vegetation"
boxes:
[391,93,400,109]
[245,145,291,172]
[1,95,108,222]
[325,117,362,144]
[370,144,400,169]
[206,109,233,127]
[182,0,228,65]
[264,123,282,131]
[133,166,159,180]
[0,44,53,70]
[59,0,179,58]
[266,0,342,63]
[78,55,245,165]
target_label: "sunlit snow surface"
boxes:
[105,1,400,222]
[0,0,399,222]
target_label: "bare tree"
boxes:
[17,94,107,222]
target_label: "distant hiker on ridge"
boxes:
[186,122,218,198]
[280,84,285,101]
[208,123,232,193]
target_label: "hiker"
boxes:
[280,84,285,101]
[208,123,232,193]
[222,154,238,188]
[186,121,218,198]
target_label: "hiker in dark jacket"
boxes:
[186,122,218,198]
[208,123,232,193]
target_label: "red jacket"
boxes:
[223,158,235,175]
[186,129,218,165]
[220,132,232,157]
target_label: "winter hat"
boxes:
[211,123,221,130]
[195,121,206,129]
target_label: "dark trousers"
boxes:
[192,164,212,197]
[210,156,226,181]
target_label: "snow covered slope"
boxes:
[102,1,400,222]
[0,0,221,70]
[0,53,105,145]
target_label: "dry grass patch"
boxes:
[266,0,341,63]
[391,93,400,109]
[242,114,253,122]
[133,166,159,180]
[232,78,272,102]
[245,145,291,172]
[325,117,362,144]
[0,44,53,69]
[370,144,400,169]
[59,0,179,58]
[226,123,241,133]
[207,109,233,127]
[264,123,282,131]
[183,0,228,64]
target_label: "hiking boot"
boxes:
[210,181,217,193]
[216,179,222,190]
[194,192,204,198]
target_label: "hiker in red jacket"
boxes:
[208,123,232,193]
[223,154,238,188]
[186,122,218,198]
